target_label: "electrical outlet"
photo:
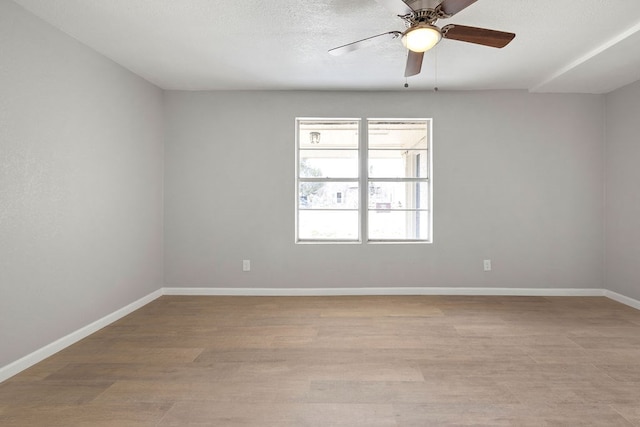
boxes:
[242,260,250,272]
[483,259,492,272]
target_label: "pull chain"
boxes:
[434,46,439,92]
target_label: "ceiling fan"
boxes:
[328,0,516,77]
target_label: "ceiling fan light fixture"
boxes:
[401,25,442,52]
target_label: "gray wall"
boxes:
[0,1,164,367]
[605,79,640,300]
[164,90,605,290]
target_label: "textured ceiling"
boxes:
[10,0,640,93]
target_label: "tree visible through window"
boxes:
[296,118,431,243]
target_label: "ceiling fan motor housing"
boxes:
[401,8,439,28]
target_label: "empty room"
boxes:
[2,0,640,425]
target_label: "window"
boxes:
[296,118,432,243]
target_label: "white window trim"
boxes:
[295,117,433,244]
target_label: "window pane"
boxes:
[299,120,359,149]
[367,181,429,210]
[368,210,429,240]
[298,210,359,240]
[368,149,428,178]
[299,150,358,178]
[299,182,358,209]
[368,121,428,149]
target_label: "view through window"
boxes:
[296,118,431,243]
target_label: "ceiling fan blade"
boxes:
[438,0,477,17]
[442,24,515,48]
[328,31,401,56]
[404,50,424,77]
[375,0,415,16]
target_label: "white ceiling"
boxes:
[11,0,640,93]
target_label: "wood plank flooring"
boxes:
[2,295,640,426]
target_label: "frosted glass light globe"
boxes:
[401,25,442,52]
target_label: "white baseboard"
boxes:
[163,286,606,297]
[3,286,637,384]
[0,289,162,384]
[604,290,640,311]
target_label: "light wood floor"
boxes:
[2,296,640,426]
